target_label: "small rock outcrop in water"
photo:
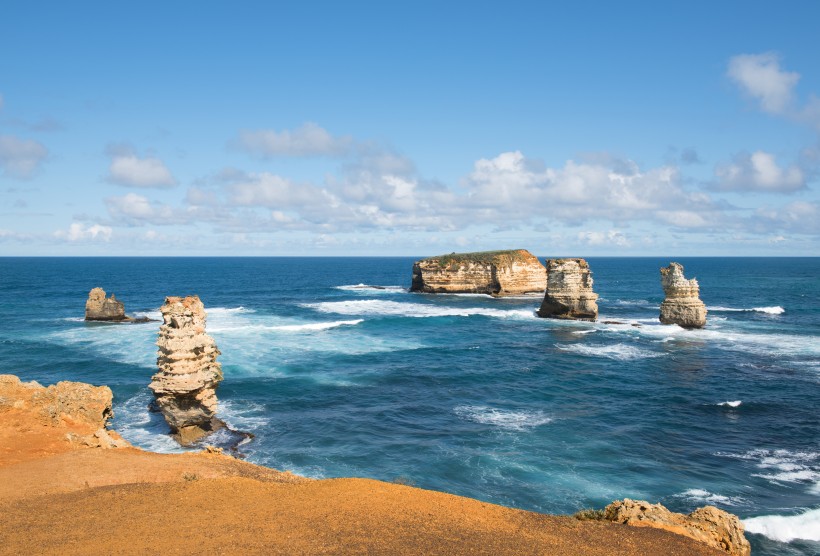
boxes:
[659,262,707,328]
[85,287,129,321]
[150,296,225,445]
[537,258,598,320]
[410,249,546,296]
[0,374,130,449]
[602,499,750,556]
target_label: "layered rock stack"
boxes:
[150,296,224,445]
[410,249,546,296]
[537,258,598,320]
[85,287,130,321]
[659,262,707,328]
[602,499,750,556]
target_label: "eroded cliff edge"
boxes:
[0,373,737,556]
[411,249,546,296]
[659,262,707,329]
[537,258,599,320]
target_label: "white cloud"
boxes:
[577,230,630,247]
[728,53,799,114]
[236,123,353,157]
[754,201,820,234]
[105,193,175,224]
[0,135,48,178]
[107,152,177,188]
[714,151,805,192]
[54,222,113,242]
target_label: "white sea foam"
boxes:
[305,299,536,320]
[709,305,785,315]
[219,399,271,431]
[572,329,597,335]
[743,507,820,543]
[270,319,364,332]
[675,489,744,506]
[335,284,405,294]
[717,400,742,408]
[454,405,552,431]
[113,391,186,454]
[556,343,663,361]
[208,306,255,315]
[718,449,820,489]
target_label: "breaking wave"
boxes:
[335,284,405,294]
[556,343,663,361]
[454,405,552,431]
[674,488,745,507]
[270,319,364,332]
[305,299,535,320]
[709,306,785,315]
[744,507,820,543]
[717,400,743,408]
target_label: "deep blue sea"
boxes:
[1,257,818,555]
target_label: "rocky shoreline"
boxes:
[0,373,746,555]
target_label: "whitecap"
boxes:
[556,343,663,361]
[269,319,364,332]
[219,399,270,431]
[708,305,785,315]
[675,489,744,506]
[717,400,742,408]
[718,449,820,489]
[207,306,255,315]
[743,507,820,543]
[304,299,536,320]
[454,405,552,431]
[335,284,405,294]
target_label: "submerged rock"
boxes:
[410,249,546,296]
[150,296,225,446]
[603,499,750,556]
[85,287,129,321]
[537,258,598,320]
[659,262,707,328]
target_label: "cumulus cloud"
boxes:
[54,222,113,242]
[0,135,48,178]
[105,193,175,225]
[714,150,805,192]
[728,53,800,114]
[753,201,820,235]
[105,146,177,188]
[236,123,354,158]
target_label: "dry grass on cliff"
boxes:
[425,249,536,268]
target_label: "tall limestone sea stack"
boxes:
[410,249,546,296]
[537,258,598,320]
[149,295,225,445]
[659,262,707,329]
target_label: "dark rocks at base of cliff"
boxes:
[537,259,599,321]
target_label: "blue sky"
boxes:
[1,1,819,256]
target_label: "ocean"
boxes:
[0,256,818,555]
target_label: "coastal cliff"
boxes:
[150,296,225,445]
[659,262,707,328]
[537,258,599,320]
[602,499,750,556]
[410,249,546,296]
[0,373,734,556]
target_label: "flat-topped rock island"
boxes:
[410,249,546,296]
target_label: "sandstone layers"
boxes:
[537,258,599,320]
[85,287,130,321]
[659,262,707,328]
[150,296,224,445]
[603,499,750,556]
[411,249,546,296]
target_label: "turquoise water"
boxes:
[0,257,818,555]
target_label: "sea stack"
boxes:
[85,287,129,321]
[410,249,546,296]
[659,262,707,329]
[537,258,598,320]
[150,296,224,445]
